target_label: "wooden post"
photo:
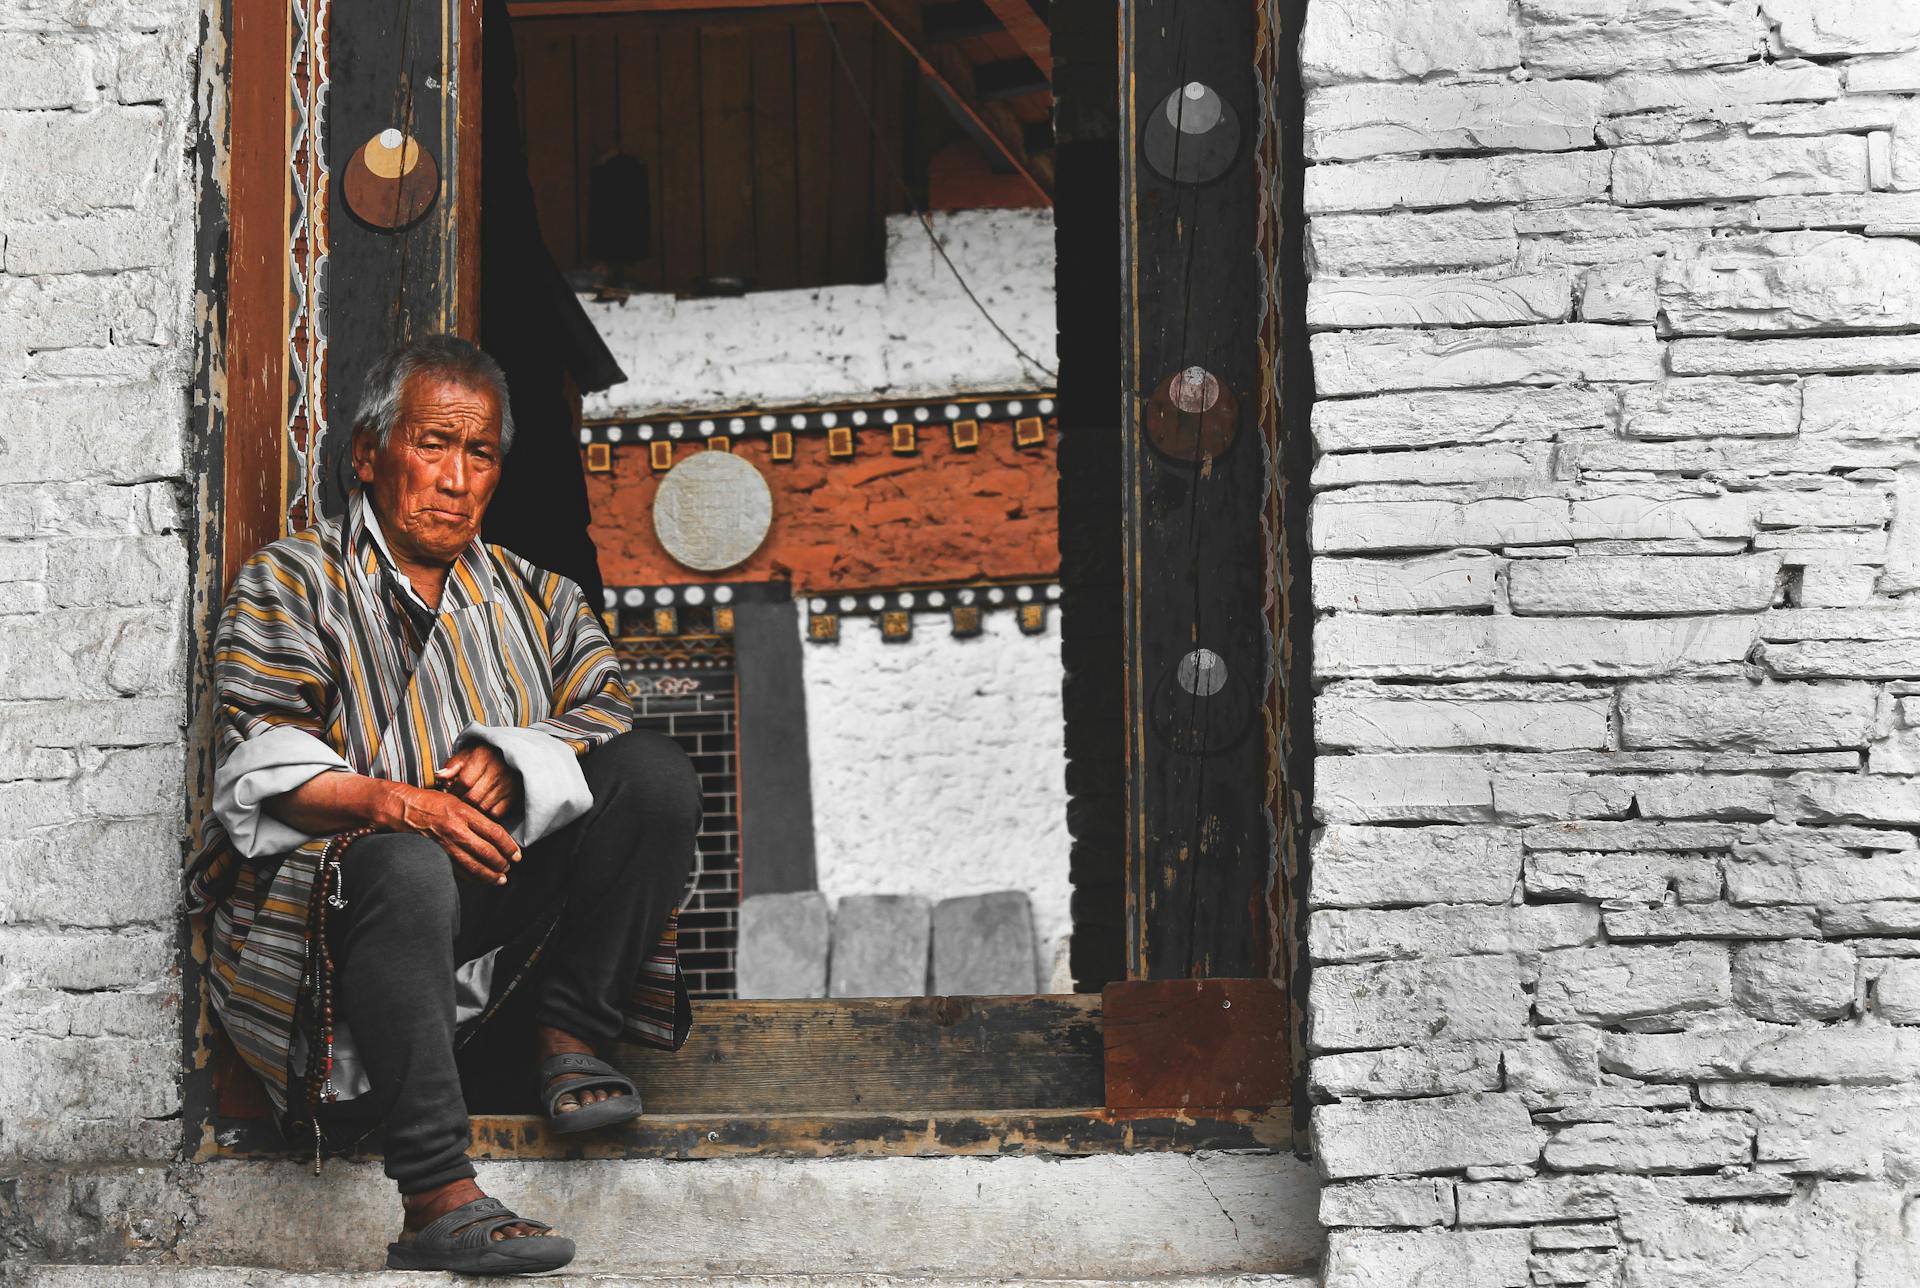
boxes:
[1118,2,1274,981]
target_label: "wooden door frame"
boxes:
[185,0,1301,1162]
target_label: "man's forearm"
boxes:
[265,769,410,835]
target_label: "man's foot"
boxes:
[402,1178,548,1242]
[536,1025,618,1115]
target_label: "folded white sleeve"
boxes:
[214,726,353,858]
[454,724,593,846]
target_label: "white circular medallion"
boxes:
[651,451,775,572]
[1177,648,1228,697]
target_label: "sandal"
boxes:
[538,1051,644,1135]
[385,1196,575,1275]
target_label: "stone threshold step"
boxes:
[28,1272,1320,1288]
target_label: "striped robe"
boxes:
[186,493,689,1122]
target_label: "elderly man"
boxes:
[186,335,696,1275]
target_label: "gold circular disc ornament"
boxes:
[343,129,439,230]
[1144,366,1238,462]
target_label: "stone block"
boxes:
[1492,772,1637,823]
[1309,957,1530,1051]
[1872,959,1920,1023]
[1763,642,1920,679]
[1315,754,1493,824]
[1733,940,1858,1022]
[1306,80,1600,160]
[1632,773,1778,820]
[1669,333,1920,376]
[931,891,1038,995]
[1313,489,1752,554]
[1508,554,1781,616]
[1316,681,1608,752]
[1312,322,1659,396]
[1804,374,1920,441]
[1502,1028,1602,1096]
[0,104,166,221]
[1310,824,1522,908]
[1325,1227,1531,1288]
[1614,135,1869,206]
[735,891,830,999]
[0,384,183,486]
[1308,151,1611,217]
[1308,273,1572,331]
[1620,681,1875,752]
[1741,1025,1920,1084]
[1309,902,1601,964]
[1601,63,1842,115]
[1659,232,1920,334]
[1620,378,1799,440]
[1,209,178,274]
[1752,190,1920,231]
[1457,1171,1793,1225]
[1520,0,1765,76]
[1524,848,1723,904]
[43,536,185,609]
[1765,0,1920,55]
[1796,564,1882,607]
[1313,554,1506,614]
[1525,820,1747,850]
[1543,1113,1753,1173]
[1754,486,1889,529]
[1311,1043,1506,1099]
[1312,1093,1545,1180]
[1535,944,1731,1024]
[1312,442,1555,489]
[1311,385,1613,453]
[1605,903,1820,940]
[1308,209,1519,276]
[1726,833,1920,905]
[1318,1177,1456,1229]
[1317,614,1757,679]
[1780,773,1920,825]
[1300,0,1520,85]
[827,894,930,998]
[1580,259,1659,322]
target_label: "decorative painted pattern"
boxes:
[286,0,332,530]
[579,393,1057,446]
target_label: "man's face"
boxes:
[352,374,505,568]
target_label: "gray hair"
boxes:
[352,334,516,454]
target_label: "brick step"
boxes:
[22,1153,1320,1278]
[27,1272,1320,1288]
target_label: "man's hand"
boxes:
[392,783,522,885]
[438,743,521,821]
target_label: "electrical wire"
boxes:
[810,0,1059,383]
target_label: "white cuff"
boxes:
[455,724,593,845]
[214,726,352,858]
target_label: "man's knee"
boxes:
[584,731,702,834]
[337,832,458,925]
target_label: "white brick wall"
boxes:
[1304,2,1920,1284]
[0,0,196,1164]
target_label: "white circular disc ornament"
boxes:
[651,451,775,572]
[1177,648,1228,697]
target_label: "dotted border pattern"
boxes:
[579,393,1058,446]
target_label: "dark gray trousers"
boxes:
[324,730,700,1194]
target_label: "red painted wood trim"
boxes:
[1102,979,1290,1112]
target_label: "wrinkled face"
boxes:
[352,374,504,568]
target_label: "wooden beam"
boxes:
[1103,979,1289,1111]
[859,0,1053,201]
[980,0,1052,76]
[507,0,824,15]
[974,55,1047,101]
[925,0,1002,43]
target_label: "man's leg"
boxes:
[522,730,700,1090]
[326,832,474,1195]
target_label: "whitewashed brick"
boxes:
[0,817,179,927]
[1312,386,1614,452]
[1701,1082,1920,1176]
[1314,490,1749,553]
[1659,232,1920,334]
[1314,554,1505,613]
[1754,529,1897,565]
[1796,564,1882,607]
[1324,1227,1531,1288]
[1754,486,1888,529]
[1319,1178,1456,1229]
[1827,901,1920,934]
[1493,771,1636,822]
[1542,1113,1752,1173]
[1621,682,1876,751]
[1318,614,1756,678]
[1782,774,1920,826]
[1601,63,1841,115]
[1457,1171,1793,1225]
[1,209,176,273]
[1306,273,1572,330]
[1312,1044,1506,1099]
[1313,1093,1545,1179]
[1306,80,1601,161]
[1763,641,1918,678]
[1604,902,1821,939]
[1525,849,1723,903]
[1311,824,1524,909]
[44,536,184,608]
[1760,608,1920,640]
[1312,322,1660,396]
[1520,0,1765,76]
[1850,51,1920,94]
[1535,944,1731,1023]
[1765,0,1920,56]
[1670,334,1920,375]
[1579,260,1658,322]
[1312,443,1555,489]
[0,34,104,108]
[1316,681,1610,752]
[1508,554,1780,616]
[1615,136,1869,206]
[1524,820,1748,850]
[1733,940,1859,1021]
[1300,0,1520,86]
[1305,152,1611,216]
[0,385,183,485]
[0,105,165,221]
[1310,902,1601,963]
[1752,191,1920,231]
[1309,957,1531,1051]
[1621,379,1799,440]
[1741,1025,1920,1084]
[1309,209,1519,277]
[1316,754,1494,823]
[1634,773,1778,819]
[1803,373,1920,440]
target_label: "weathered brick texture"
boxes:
[0,0,194,1166]
[1305,2,1920,1283]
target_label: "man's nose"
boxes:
[437,451,469,493]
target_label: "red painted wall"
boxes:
[585,421,1061,593]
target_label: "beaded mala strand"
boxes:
[303,824,372,1174]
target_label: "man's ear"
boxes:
[350,428,378,485]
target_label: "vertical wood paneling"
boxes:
[749,26,799,289]
[615,25,663,290]
[573,27,621,259]
[791,19,836,284]
[656,22,706,282]
[824,15,873,284]
[519,24,579,267]
[700,25,756,283]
